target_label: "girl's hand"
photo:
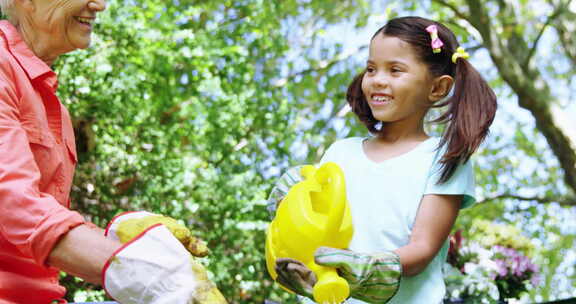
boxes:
[274,258,317,299]
[314,246,402,304]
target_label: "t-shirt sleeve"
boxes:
[319,138,354,164]
[319,142,337,164]
[424,158,476,209]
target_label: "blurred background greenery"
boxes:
[12,0,574,302]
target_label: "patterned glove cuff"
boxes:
[353,251,402,304]
[266,166,304,218]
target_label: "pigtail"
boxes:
[433,58,497,183]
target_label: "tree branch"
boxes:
[524,3,567,69]
[449,0,576,195]
[517,95,576,195]
[463,0,493,41]
[433,0,469,21]
[553,3,576,65]
[274,45,368,87]
[476,193,576,206]
[466,44,484,53]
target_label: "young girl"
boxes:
[269,16,497,303]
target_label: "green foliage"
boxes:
[50,0,575,302]
[56,0,371,302]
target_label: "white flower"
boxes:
[464,262,479,274]
[479,257,500,273]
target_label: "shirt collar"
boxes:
[0,21,58,91]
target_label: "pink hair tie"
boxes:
[425,25,444,54]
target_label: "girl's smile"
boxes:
[368,93,393,106]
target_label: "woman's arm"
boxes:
[394,194,461,276]
[47,224,122,284]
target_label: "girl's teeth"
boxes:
[374,96,390,102]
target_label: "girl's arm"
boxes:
[394,194,461,276]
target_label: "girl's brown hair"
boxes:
[347,16,497,183]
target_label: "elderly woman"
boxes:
[0,1,226,304]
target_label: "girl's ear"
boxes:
[429,75,454,102]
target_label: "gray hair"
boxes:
[0,0,15,23]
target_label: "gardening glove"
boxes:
[314,246,402,304]
[274,258,318,299]
[267,166,303,218]
[103,211,227,304]
[106,211,208,257]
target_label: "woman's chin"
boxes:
[75,41,92,50]
[70,36,93,51]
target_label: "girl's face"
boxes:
[362,34,434,126]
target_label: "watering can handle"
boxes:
[316,162,347,238]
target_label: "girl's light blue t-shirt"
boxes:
[301,137,475,304]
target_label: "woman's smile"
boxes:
[74,16,95,31]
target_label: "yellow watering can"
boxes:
[266,162,354,304]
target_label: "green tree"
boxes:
[23,0,575,302]
[54,0,371,302]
